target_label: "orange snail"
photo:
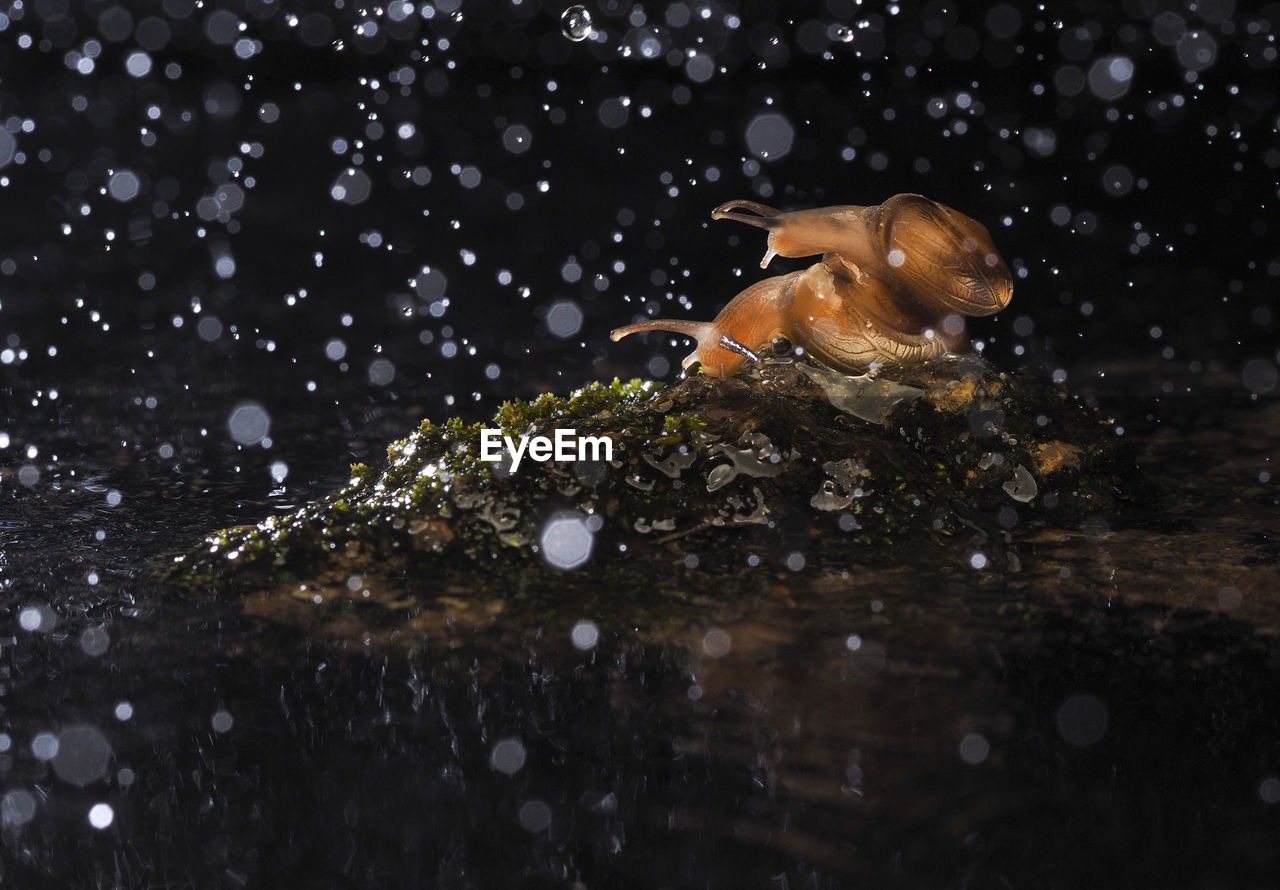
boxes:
[610,194,1014,378]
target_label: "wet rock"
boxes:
[171,357,1133,617]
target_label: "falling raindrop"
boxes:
[560,5,593,42]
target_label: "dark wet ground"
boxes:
[2,359,1277,889]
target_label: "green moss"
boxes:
[168,358,1134,608]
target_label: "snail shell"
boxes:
[610,193,1013,378]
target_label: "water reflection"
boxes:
[4,554,1278,885]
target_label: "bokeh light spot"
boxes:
[125,51,152,78]
[1242,358,1277,395]
[959,733,990,764]
[19,604,57,633]
[53,725,113,787]
[0,791,36,827]
[1056,694,1108,747]
[518,799,552,832]
[79,625,110,656]
[701,628,731,658]
[490,737,527,775]
[501,124,532,155]
[744,112,794,161]
[228,402,270,446]
[330,168,372,205]
[540,514,593,569]
[108,170,141,202]
[88,803,114,829]
[546,300,583,338]
[571,619,599,650]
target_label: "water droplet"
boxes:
[518,799,552,832]
[571,620,599,650]
[1086,55,1135,101]
[79,626,110,656]
[1002,465,1038,503]
[1260,777,1280,805]
[540,514,593,569]
[1,790,37,827]
[744,111,795,161]
[1175,30,1217,72]
[501,123,533,155]
[959,733,990,765]
[701,628,731,658]
[368,358,396,386]
[53,725,112,787]
[88,802,114,829]
[18,604,57,633]
[125,51,152,78]
[546,300,583,338]
[227,402,270,446]
[107,170,141,202]
[561,5,593,42]
[490,737,527,775]
[211,710,234,733]
[330,167,372,205]
[32,732,60,761]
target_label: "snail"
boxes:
[610,194,1013,378]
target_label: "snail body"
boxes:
[610,193,1013,378]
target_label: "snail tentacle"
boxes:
[710,200,784,229]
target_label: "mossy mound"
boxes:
[172,357,1132,621]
